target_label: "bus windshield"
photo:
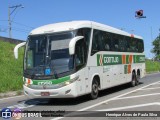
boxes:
[24,31,74,79]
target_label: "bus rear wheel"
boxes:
[130,72,136,87]
[90,78,99,99]
[136,73,140,85]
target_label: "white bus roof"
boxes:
[30,20,143,39]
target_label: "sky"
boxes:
[0,0,160,58]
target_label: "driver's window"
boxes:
[75,39,86,70]
[27,50,33,68]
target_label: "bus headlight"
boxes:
[24,78,33,87]
[59,76,79,87]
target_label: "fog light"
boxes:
[24,91,28,95]
[65,81,70,85]
[65,89,71,94]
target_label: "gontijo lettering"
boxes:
[97,54,145,66]
[104,56,119,64]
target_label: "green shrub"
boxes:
[145,60,160,73]
[0,41,24,93]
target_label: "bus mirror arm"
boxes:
[14,42,26,59]
[69,36,84,55]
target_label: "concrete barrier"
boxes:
[0,36,25,44]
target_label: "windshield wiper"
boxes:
[49,63,58,79]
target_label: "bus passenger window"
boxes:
[130,40,137,52]
[91,31,99,55]
[137,39,144,53]
[103,32,111,51]
[105,44,110,51]
[91,30,103,55]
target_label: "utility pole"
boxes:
[8,4,24,38]
[159,28,160,60]
[8,6,11,38]
[150,27,153,59]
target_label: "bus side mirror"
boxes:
[14,42,26,59]
[69,36,84,55]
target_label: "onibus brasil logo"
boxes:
[1,108,12,119]
[1,108,22,119]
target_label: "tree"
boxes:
[151,35,160,60]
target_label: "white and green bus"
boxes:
[14,21,145,99]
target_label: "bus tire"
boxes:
[90,78,99,99]
[130,72,136,87]
[136,72,140,85]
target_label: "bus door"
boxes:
[75,39,88,95]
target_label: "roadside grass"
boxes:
[0,40,24,93]
[145,60,160,73]
[0,40,160,93]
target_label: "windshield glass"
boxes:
[25,35,47,69]
[24,31,74,79]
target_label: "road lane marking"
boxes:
[51,103,160,117]
[153,82,160,85]
[111,93,160,100]
[97,102,160,111]
[51,80,160,120]
[140,87,160,91]
[78,80,160,111]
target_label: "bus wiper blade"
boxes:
[52,67,58,79]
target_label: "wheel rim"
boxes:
[132,79,136,85]
[92,83,98,96]
[132,74,136,86]
[136,75,140,84]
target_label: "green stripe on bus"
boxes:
[97,54,122,66]
[97,54,145,66]
[32,76,70,85]
[124,65,128,74]
[133,55,145,63]
[97,54,101,66]
[126,55,129,64]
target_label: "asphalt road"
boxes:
[0,73,160,120]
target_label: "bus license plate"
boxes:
[41,92,50,96]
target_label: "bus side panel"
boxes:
[74,68,88,96]
[141,63,146,78]
[87,54,104,91]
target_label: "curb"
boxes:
[0,90,23,99]
[146,71,160,74]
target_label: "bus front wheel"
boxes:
[90,78,99,99]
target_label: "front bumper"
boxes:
[23,82,77,98]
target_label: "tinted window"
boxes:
[75,39,86,70]
[137,39,144,52]
[126,38,144,53]
[91,29,144,54]
[103,32,112,51]
[112,34,119,51]
[75,28,91,69]
[91,30,104,55]
[76,28,91,54]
